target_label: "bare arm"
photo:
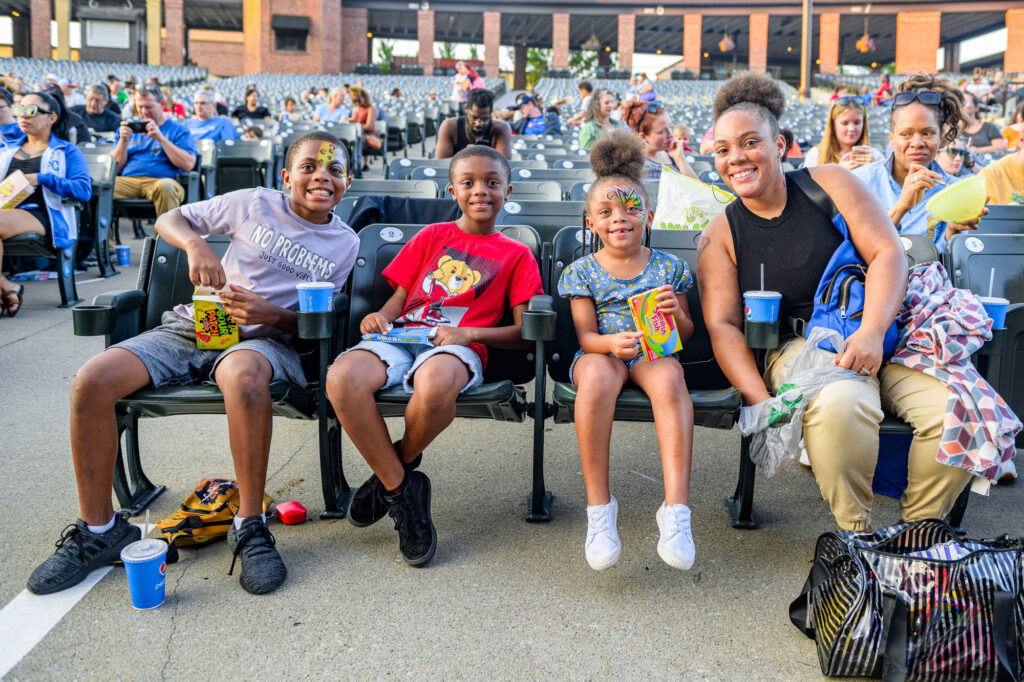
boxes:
[112,120,131,172]
[360,286,409,333]
[155,208,226,289]
[434,119,456,159]
[493,121,512,159]
[147,120,196,172]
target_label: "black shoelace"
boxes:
[54,524,87,562]
[389,489,427,534]
[228,522,276,576]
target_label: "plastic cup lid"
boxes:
[296,281,333,290]
[121,538,167,563]
[743,290,782,299]
[979,296,1009,305]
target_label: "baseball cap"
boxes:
[58,78,76,88]
[506,93,536,111]
[45,73,58,82]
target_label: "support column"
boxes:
[943,41,960,73]
[30,0,50,59]
[319,0,342,73]
[417,9,435,76]
[749,14,769,74]
[895,11,941,75]
[55,0,70,60]
[12,12,30,57]
[617,14,635,72]
[819,13,839,74]
[551,14,569,71]
[683,14,702,75]
[242,0,266,74]
[1006,9,1024,74]
[513,44,527,90]
[341,7,368,72]
[146,0,162,65]
[483,11,501,78]
[162,0,184,66]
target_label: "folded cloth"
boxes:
[892,262,1021,482]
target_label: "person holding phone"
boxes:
[803,97,883,170]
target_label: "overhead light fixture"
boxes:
[703,51,709,58]
[367,32,373,38]
[605,46,611,52]
[656,49,662,55]
[656,5,665,15]
[786,46,792,52]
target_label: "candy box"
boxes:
[628,288,682,362]
[193,286,239,350]
[0,169,34,210]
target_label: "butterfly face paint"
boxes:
[605,185,644,213]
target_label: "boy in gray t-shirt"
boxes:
[28,132,357,597]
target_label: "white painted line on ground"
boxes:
[0,566,112,678]
[76,278,104,285]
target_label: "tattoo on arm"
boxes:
[696,234,711,262]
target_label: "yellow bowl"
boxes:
[925,175,986,224]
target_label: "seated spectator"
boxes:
[578,89,628,150]
[347,88,378,171]
[26,132,358,596]
[435,88,511,159]
[243,126,263,141]
[853,74,982,252]
[698,73,972,532]
[279,97,298,123]
[427,92,438,102]
[803,97,883,170]
[466,67,486,91]
[635,72,656,103]
[874,74,893,106]
[112,84,197,217]
[197,84,228,116]
[108,75,127,108]
[313,87,350,123]
[0,86,19,141]
[299,89,312,105]
[964,68,991,102]
[980,133,1024,204]
[673,123,693,152]
[1002,102,1024,149]
[936,140,975,178]
[829,85,848,105]
[59,78,85,108]
[71,85,121,133]
[451,61,471,115]
[780,129,803,159]
[391,88,403,101]
[0,91,91,316]
[698,124,715,155]
[621,100,696,182]
[231,88,271,120]
[163,88,186,118]
[962,92,1006,154]
[566,80,594,127]
[182,90,238,143]
[41,84,90,144]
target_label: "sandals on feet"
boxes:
[1,284,24,317]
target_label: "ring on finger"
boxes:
[859,366,870,375]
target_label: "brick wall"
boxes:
[617,14,635,72]
[895,11,940,74]
[683,14,702,74]
[749,14,769,73]
[243,0,347,75]
[30,0,50,59]
[818,13,839,75]
[552,14,569,70]
[1006,9,1024,74]
[189,31,245,77]
[483,11,500,77]
[341,7,368,72]
[162,0,184,66]
[417,10,435,76]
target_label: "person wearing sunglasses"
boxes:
[623,100,696,183]
[936,140,975,178]
[852,74,981,252]
[804,97,883,170]
[0,91,92,316]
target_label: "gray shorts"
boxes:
[112,311,307,388]
[338,339,483,394]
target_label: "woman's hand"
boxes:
[24,173,38,187]
[654,284,680,316]
[944,203,989,240]
[835,326,885,377]
[219,284,280,327]
[432,326,475,347]
[896,163,942,212]
[359,312,392,335]
[608,331,644,360]
[838,149,874,171]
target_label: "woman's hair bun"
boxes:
[589,130,644,183]
[713,72,786,121]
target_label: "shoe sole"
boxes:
[586,546,621,571]
[401,477,436,567]
[348,500,386,528]
[657,542,695,571]
[28,525,141,595]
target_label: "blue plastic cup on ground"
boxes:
[744,290,782,322]
[115,245,130,267]
[980,296,1009,330]
[121,538,168,610]
[297,282,334,312]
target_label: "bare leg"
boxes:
[69,348,153,525]
[629,358,693,506]
[214,350,274,519]
[326,350,405,489]
[572,354,630,506]
[400,353,470,461]
[0,209,45,304]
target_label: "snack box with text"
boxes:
[0,170,35,210]
[628,289,682,362]
[193,287,239,350]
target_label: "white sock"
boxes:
[233,513,267,530]
[86,515,116,534]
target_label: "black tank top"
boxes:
[453,116,494,154]
[725,169,843,323]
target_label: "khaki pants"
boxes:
[114,176,185,217]
[764,337,972,531]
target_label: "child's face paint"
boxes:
[317,141,338,168]
[605,185,644,213]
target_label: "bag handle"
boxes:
[993,590,1020,681]
[788,558,831,638]
[787,168,838,219]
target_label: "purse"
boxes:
[789,519,1022,681]
[365,134,383,150]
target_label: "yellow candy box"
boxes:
[628,288,682,362]
[193,287,239,350]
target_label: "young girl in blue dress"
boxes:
[557,131,697,571]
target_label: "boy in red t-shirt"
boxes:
[326,146,542,566]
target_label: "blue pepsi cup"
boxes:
[115,245,130,267]
[296,282,333,312]
[744,290,782,323]
[980,297,1009,330]
[121,539,168,610]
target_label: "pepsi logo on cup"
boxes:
[744,305,752,320]
[160,562,166,575]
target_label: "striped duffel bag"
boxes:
[789,518,1023,680]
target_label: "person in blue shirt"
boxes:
[852,74,983,252]
[182,90,238,143]
[507,93,555,135]
[0,86,19,141]
[313,87,349,123]
[112,84,197,216]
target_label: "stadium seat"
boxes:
[346,178,439,199]
[977,204,1024,235]
[507,181,562,202]
[195,138,217,199]
[510,168,594,199]
[569,181,592,202]
[496,200,585,245]
[2,199,84,307]
[389,157,451,181]
[214,139,275,195]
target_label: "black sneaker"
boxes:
[385,470,436,566]
[28,513,140,595]
[227,517,287,595]
[349,452,421,528]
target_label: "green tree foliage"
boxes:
[376,39,395,75]
[568,50,598,78]
[437,42,457,60]
[468,44,480,61]
[526,47,551,89]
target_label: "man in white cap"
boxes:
[60,78,85,108]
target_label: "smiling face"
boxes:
[888,102,941,174]
[282,139,349,221]
[712,109,786,198]
[833,107,864,148]
[585,179,649,251]
[447,154,510,225]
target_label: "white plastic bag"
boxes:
[651,166,734,231]
[739,328,871,478]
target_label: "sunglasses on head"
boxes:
[891,89,942,109]
[832,96,865,108]
[637,100,664,129]
[12,103,52,117]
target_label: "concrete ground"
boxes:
[2,172,1022,681]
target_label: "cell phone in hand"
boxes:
[126,119,149,134]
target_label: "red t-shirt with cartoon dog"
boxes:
[382,222,543,367]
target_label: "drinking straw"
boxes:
[760,264,765,292]
[989,267,995,297]
[145,509,150,538]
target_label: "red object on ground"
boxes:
[276,501,307,525]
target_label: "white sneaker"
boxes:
[656,503,695,570]
[585,497,621,570]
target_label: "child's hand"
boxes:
[654,284,680,315]
[360,312,391,335]
[609,331,644,360]
[185,240,227,289]
[219,284,278,326]
[432,326,474,347]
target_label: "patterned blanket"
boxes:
[891,262,1021,482]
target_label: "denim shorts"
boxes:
[112,311,307,388]
[338,339,483,394]
[568,349,680,384]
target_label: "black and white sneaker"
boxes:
[349,452,421,528]
[227,517,287,595]
[28,513,140,595]
[384,471,436,566]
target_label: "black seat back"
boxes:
[215,139,274,193]
[141,235,230,332]
[496,200,585,245]
[948,233,1024,303]
[901,234,939,267]
[389,157,451,181]
[977,204,1024,235]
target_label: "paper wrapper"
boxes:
[193,287,239,350]
[628,289,682,362]
[0,170,35,210]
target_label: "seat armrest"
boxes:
[93,289,147,311]
[296,292,349,340]
[72,289,146,337]
[522,295,556,341]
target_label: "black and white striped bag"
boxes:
[789,519,1023,680]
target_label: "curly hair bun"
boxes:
[713,72,786,121]
[589,130,644,183]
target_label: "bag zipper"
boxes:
[820,263,865,307]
